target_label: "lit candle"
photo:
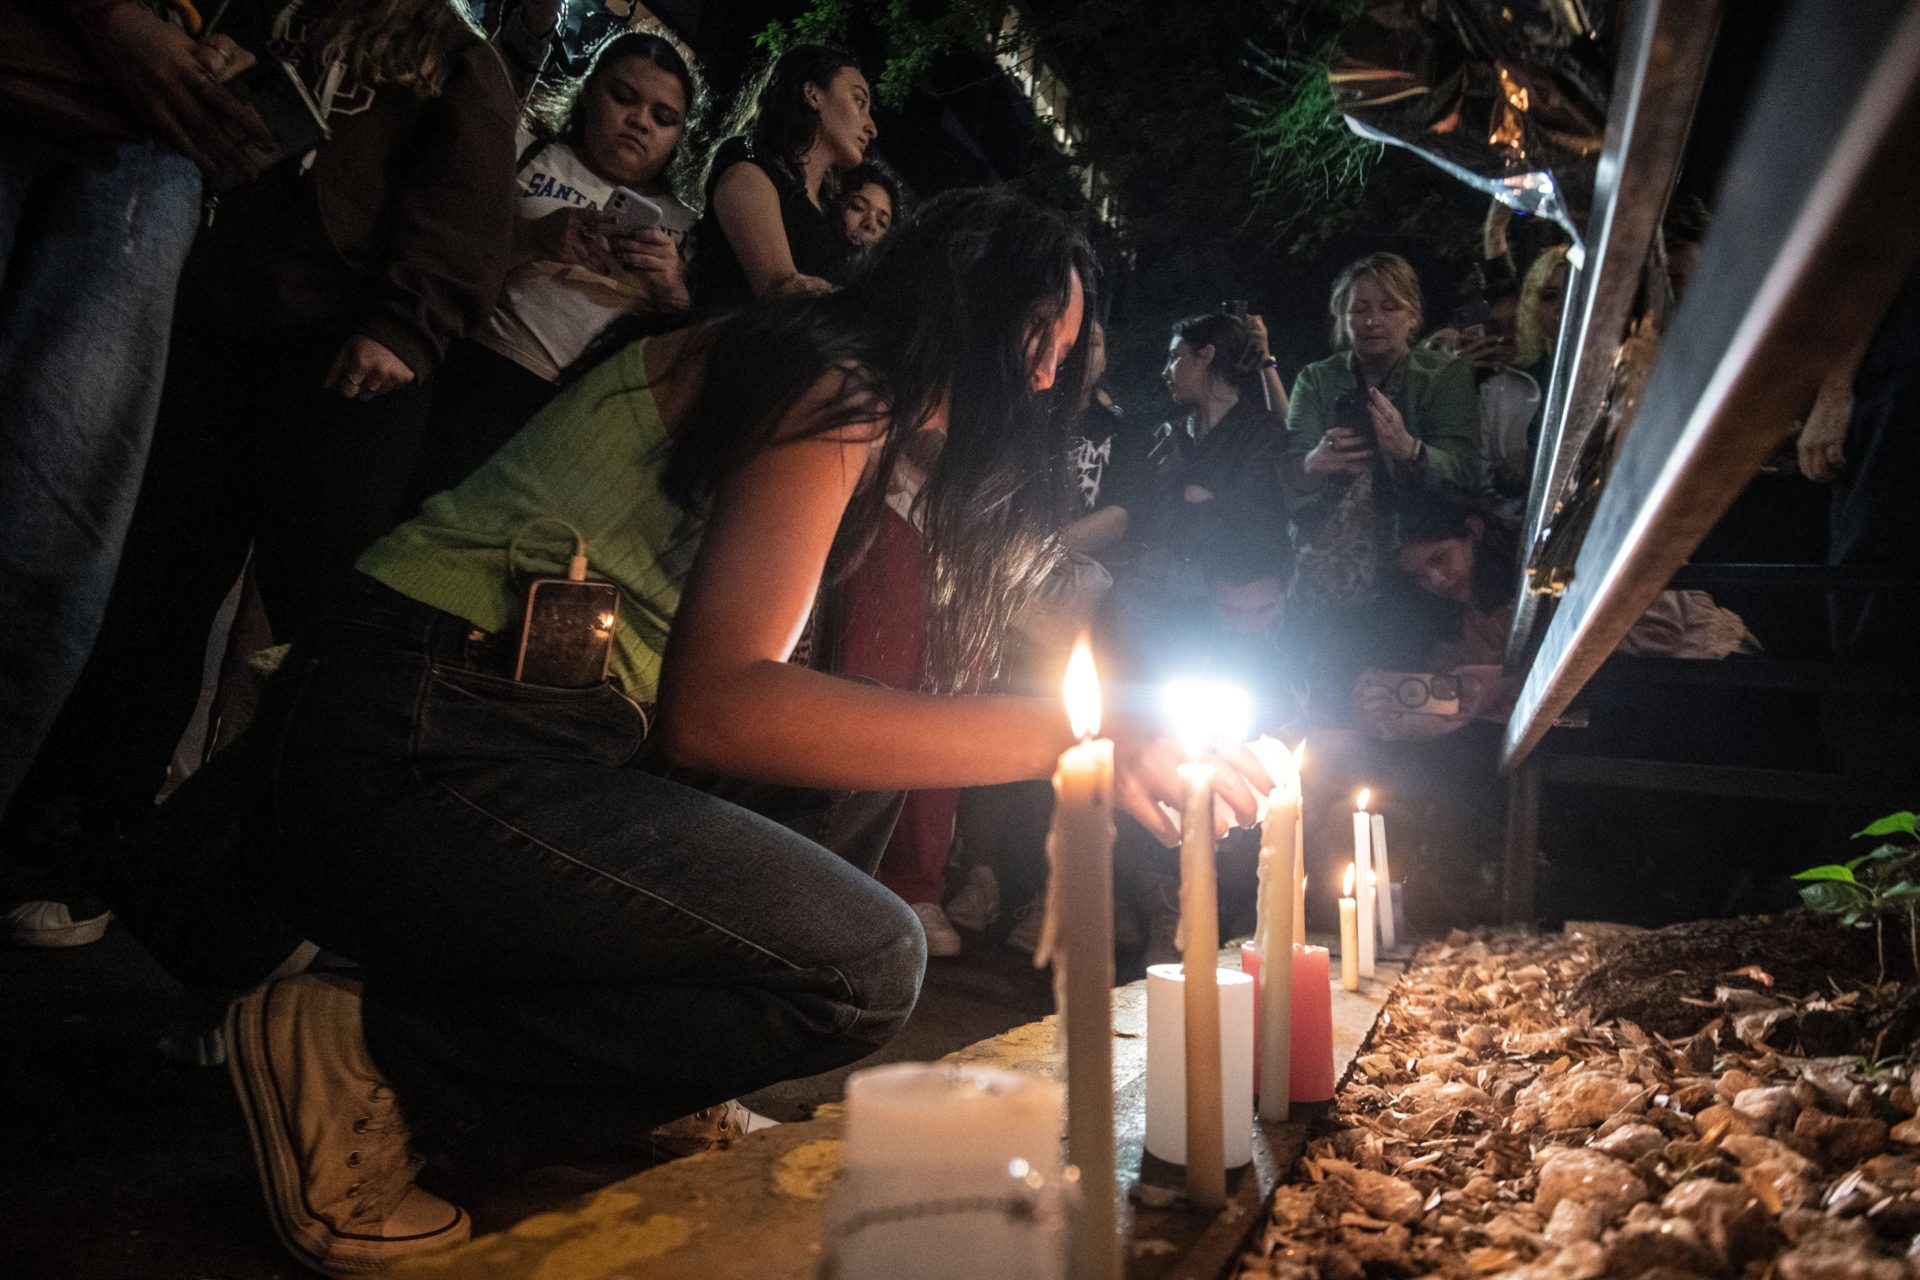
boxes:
[1339,864,1360,992]
[1161,679,1249,1210]
[1248,738,1297,1121]
[1370,809,1397,950]
[1352,790,1375,980]
[1043,641,1119,1280]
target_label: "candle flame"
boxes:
[1343,863,1356,897]
[1355,787,1372,812]
[1063,638,1100,739]
[1369,870,1378,887]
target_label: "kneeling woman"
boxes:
[209,189,1269,1274]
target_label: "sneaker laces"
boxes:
[343,1084,425,1221]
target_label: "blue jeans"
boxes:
[0,138,201,814]
[128,580,925,1175]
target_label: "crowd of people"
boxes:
[0,3,1801,1274]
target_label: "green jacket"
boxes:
[1282,347,1482,501]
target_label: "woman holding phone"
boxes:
[412,29,704,498]
[1281,253,1482,608]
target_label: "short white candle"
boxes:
[1371,810,1396,949]
[1144,965,1254,1168]
[1338,864,1360,992]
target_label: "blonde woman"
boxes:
[1281,252,1481,605]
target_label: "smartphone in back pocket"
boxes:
[515,579,620,689]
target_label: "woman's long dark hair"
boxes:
[531,29,705,201]
[1390,497,1519,613]
[661,186,1097,692]
[709,42,860,187]
[1170,312,1266,405]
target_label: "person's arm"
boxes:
[1245,315,1289,417]
[1061,505,1126,556]
[1282,363,1371,493]
[654,376,1268,841]
[346,44,519,386]
[73,1,272,185]
[493,0,562,101]
[1798,338,1869,483]
[710,161,832,298]
[1403,353,1484,496]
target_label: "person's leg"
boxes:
[23,323,263,828]
[0,138,201,814]
[263,598,925,1178]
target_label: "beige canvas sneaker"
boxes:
[225,974,469,1274]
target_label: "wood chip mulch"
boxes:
[1236,927,1920,1280]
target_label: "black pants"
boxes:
[22,321,434,825]
[408,339,559,506]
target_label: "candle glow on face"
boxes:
[1342,863,1356,897]
[1355,787,1372,813]
[1063,639,1101,740]
[1163,678,1253,761]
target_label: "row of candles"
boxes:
[1046,643,1400,1280]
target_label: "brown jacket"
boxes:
[177,29,517,379]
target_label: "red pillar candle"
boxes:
[1290,945,1335,1102]
[1240,942,1336,1104]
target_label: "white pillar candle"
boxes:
[831,1064,1067,1280]
[1044,642,1119,1280]
[1371,810,1396,949]
[1338,864,1360,992]
[1293,743,1307,948]
[1144,965,1254,1169]
[1352,789,1375,980]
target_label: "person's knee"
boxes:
[840,894,927,1048]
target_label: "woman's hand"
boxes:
[1303,427,1373,478]
[527,208,617,273]
[79,5,271,186]
[1244,314,1273,365]
[773,271,834,297]
[1797,383,1851,483]
[1368,388,1420,464]
[1112,722,1273,847]
[324,336,414,400]
[608,228,691,311]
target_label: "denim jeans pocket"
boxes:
[414,665,649,769]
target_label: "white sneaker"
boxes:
[226,974,469,1274]
[1005,895,1044,955]
[912,902,963,957]
[3,897,111,947]
[943,864,999,933]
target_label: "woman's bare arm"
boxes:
[711,162,829,298]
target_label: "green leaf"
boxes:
[1856,812,1917,839]
[1801,881,1869,914]
[1794,864,1859,883]
[1879,881,1920,903]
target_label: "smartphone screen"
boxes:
[515,579,620,688]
